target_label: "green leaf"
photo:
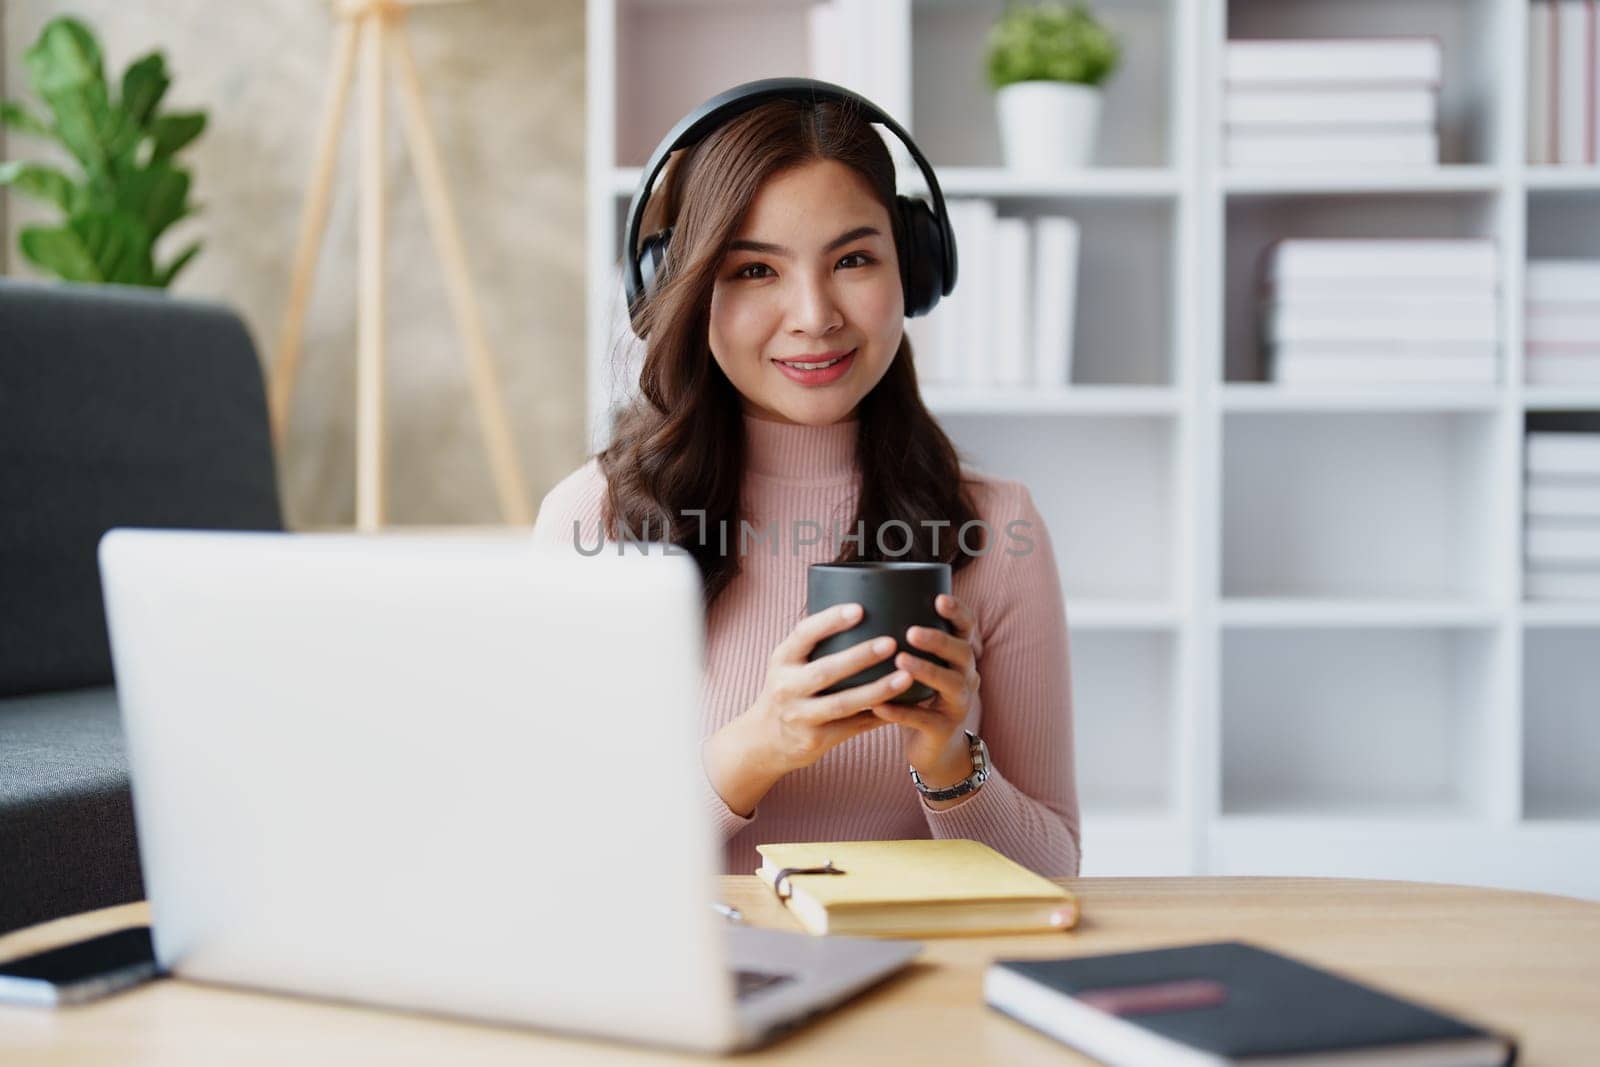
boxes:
[0,160,77,211]
[147,111,206,162]
[984,1,1120,89]
[71,210,155,285]
[24,17,104,97]
[19,222,102,282]
[155,238,202,287]
[0,100,52,138]
[41,81,113,171]
[116,163,191,240]
[120,52,169,128]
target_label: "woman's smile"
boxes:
[773,347,857,385]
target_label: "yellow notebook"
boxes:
[754,839,1078,938]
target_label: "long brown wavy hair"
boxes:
[598,95,986,609]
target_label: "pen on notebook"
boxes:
[711,902,743,923]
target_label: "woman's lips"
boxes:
[773,348,856,385]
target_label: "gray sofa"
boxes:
[0,277,282,934]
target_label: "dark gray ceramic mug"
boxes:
[806,561,952,705]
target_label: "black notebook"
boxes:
[984,941,1516,1066]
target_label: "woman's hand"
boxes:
[872,593,981,795]
[702,602,915,816]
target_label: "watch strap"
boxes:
[910,730,990,802]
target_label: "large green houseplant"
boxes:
[0,16,206,287]
[985,2,1121,170]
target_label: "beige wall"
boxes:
[2,0,588,528]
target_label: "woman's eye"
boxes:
[838,252,873,269]
[735,263,773,280]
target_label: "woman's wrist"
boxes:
[911,730,974,790]
[702,713,782,818]
[912,731,978,811]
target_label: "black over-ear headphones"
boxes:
[622,77,958,338]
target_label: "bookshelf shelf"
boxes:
[1219,384,1503,413]
[1070,599,1185,630]
[924,385,1182,416]
[1221,165,1503,197]
[912,166,1183,200]
[1220,626,1503,819]
[1524,166,1600,191]
[1522,604,1600,628]
[1072,629,1180,819]
[586,0,1600,896]
[1222,411,1502,601]
[1523,629,1600,821]
[1218,598,1503,629]
[1523,388,1600,412]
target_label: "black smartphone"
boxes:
[0,926,162,1007]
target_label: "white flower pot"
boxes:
[996,81,1103,171]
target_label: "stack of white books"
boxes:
[1526,1,1600,165]
[1260,239,1500,386]
[1223,38,1442,167]
[1526,260,1600,386]
[807,0,915,177]
[1525,431,1600,600]
[910,200,1081,390]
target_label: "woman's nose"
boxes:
[788,272,843,336]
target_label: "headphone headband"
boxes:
[621,77,957,327]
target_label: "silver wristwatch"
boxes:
[909,730,990,802]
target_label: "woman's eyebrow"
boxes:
[728,225,881,257]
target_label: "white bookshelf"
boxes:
[586,0,1600,897]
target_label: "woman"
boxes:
[533,89,1080,877]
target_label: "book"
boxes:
[1263,301,1499,345]
[1526,310,1600,344]
[990,216,1032,387]
[1269,353,1497,386]
[1225,129,1437,167]
[1526,259,1600,303]
[1223,38,1443,87]
[1526,518,1600,563]
[985,941,1516,1066]
[904,312,944,385]
[1557,1,1593,165]
[1526,568,1600,599]
[1224,87,1437,127]
[1268,338,1499,359]
[1527,430,1600,474]
[1263,239,1498,287]
[754,839,1076,938]
[1526,353,1600,384]
[1531,1,1555,164]
[945,199,997,387]
[1032,215,1081,388]
[1262,277,1498,302]
[1593,0,1600,164]
[1527,480,1600,517]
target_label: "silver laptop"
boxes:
[97,529,919,1053]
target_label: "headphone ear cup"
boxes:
[638,226,673,300]
[895,196,946,318]
[628,226,674,335]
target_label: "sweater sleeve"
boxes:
[921,481,1082,877]
[532,462,757,841]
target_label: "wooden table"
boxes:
[2,877,1597,1064]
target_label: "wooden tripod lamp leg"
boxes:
[388,20,535,526]
[356,8,389,531]
[271,16,360,446]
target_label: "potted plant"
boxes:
[0,16,206,287]
[985,1,1120,171]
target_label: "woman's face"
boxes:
[708,159,905,426]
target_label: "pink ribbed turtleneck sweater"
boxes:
[531,412,1081,877]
